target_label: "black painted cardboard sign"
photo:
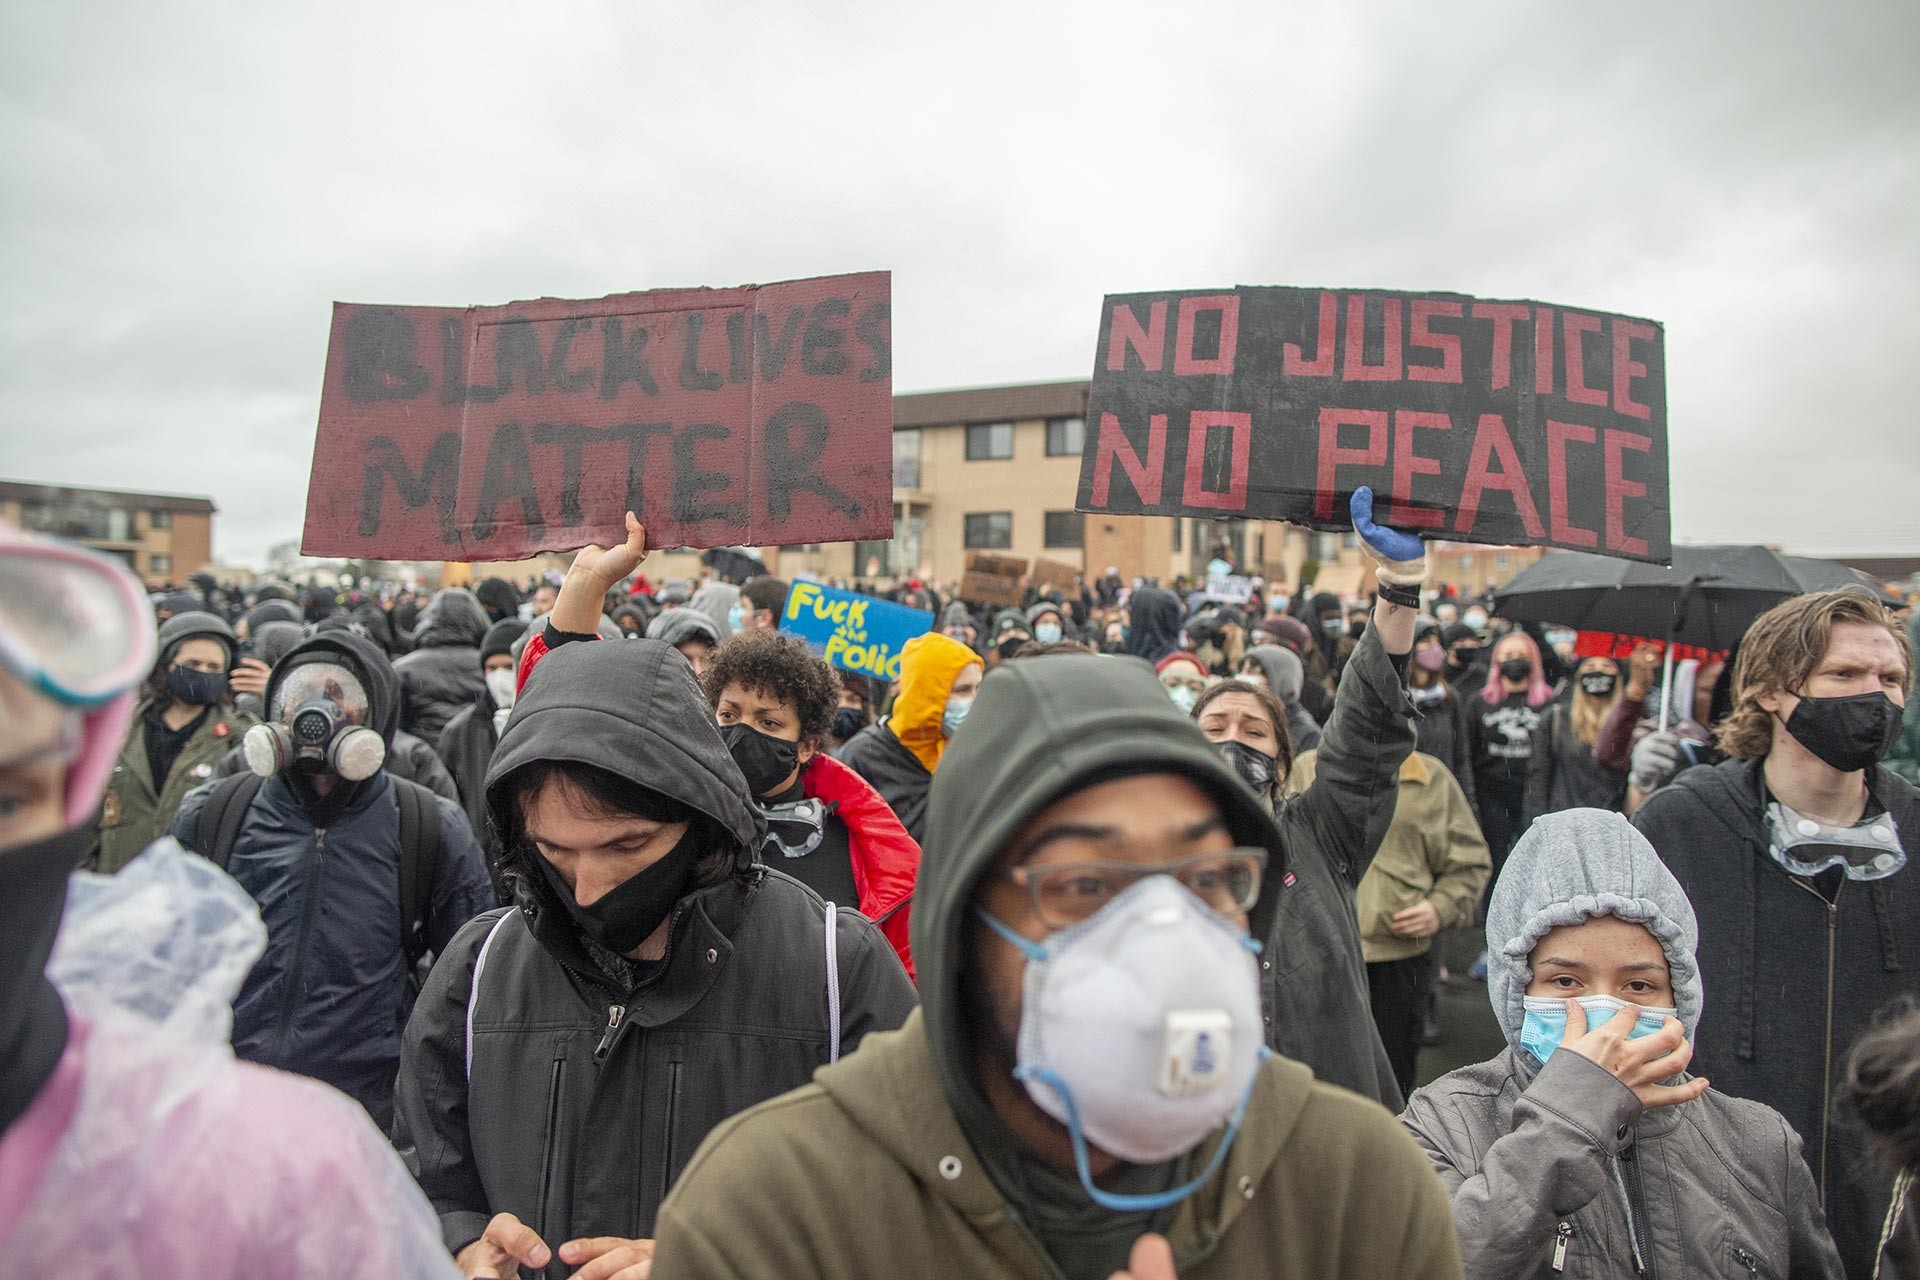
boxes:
[302,272,894,560]
[1075,287,1670,563]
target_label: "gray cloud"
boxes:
[3,0,1915,563]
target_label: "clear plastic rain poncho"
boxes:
[3,839,460,1279]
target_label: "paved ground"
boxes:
[1411,927,1508,1091]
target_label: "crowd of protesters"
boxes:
[4,494,1918,1279]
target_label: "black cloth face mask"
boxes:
[535,826,700,955]
[1499,658,1534,683]
[166,666,229,706]
[721,722,802,797]
[1,825,88,1133]
[1217,739,1278,794]
[1782,691,1901,773]
[831,707,866,742]
[1578,673,1618,698]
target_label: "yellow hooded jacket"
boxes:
[885,632,980,775]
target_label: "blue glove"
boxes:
[1351,486,1427,583]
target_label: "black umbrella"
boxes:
[699,546,766,585]
[1492,545,1885,729]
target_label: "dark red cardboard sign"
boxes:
[301,272,895,560]
[1075,287,1671,564]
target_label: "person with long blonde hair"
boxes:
[1523,655,1629,825]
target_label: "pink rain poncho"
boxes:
[0,839,460,1279]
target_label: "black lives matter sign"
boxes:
[1075,288,1671,563]
[301,272,894,561]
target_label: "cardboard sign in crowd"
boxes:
[780,580,932,681]
[301,272,895,560]
[1075,287,1672,564]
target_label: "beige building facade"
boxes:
[1,480,215,588]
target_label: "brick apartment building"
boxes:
[0,480,215,588]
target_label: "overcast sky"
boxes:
[3,1,1916,566]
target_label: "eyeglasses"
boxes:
[997,848,1267,929]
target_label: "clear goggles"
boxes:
[1766,802,1906,882]
[270,662,372,724]
[0,525,157,707]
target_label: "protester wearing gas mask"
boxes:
[1634,587,1918,1276]
[438,617,529,898]
[0,527,463,1279]
[170,629,491,1130]
[1403,809,1842,1279]
[649,643,1459,1280]
[394,514,915,1280]
[705,629,919,977]
[88,609,256,875]
[839,628,982,845]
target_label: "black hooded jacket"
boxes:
[394,588,491,741]
[171,630,492,1129]
[1633,756,1919,1277]
[1124,587,1184,665]
[392,638,917,1267]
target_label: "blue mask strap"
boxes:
[1017,1048,1270,1213]
[972,903,1048,963]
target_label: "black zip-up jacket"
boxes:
[1521,699,1626,825]
[1633,757,1919,1278]
[394,589,491,741]
[392,638,917,1270]
[1413,683,1478,818]
[171,630,493,1130]
[837,720,933,844]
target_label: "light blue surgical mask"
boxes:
[1166,685,1198,714]
[942,695,972,738]
[1034,622,1063,645]
[1519,995,1676,1068]
[726,604,745,632]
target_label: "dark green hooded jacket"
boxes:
[653,646,1458,1280]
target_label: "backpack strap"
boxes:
[465,910,518,1080]
[393,777,442,970]
[824,901,842,1065]
[194,773,264,871]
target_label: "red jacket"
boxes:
[518,625,919,979]
[803,753,918,981]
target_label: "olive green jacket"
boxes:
[652,1010,1463,1280]
[1289,749,1491,965]
[88,699,256,874]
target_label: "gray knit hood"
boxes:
[1241,644,1304,704]
[1486,808,1702,1053]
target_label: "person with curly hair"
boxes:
[705,629,920,978]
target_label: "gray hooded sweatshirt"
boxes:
[1401,808,1842,1279]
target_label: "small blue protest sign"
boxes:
[780,581,933,682]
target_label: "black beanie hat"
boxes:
[481,618,528,665]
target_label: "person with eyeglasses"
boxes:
[85,607,256,874]
[646,490,1456,1280]
[1633,587,1919,1277]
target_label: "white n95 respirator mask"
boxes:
[975,876,1266,1212]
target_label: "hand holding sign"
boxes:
[1351,486,1427,586]
[552,511,648,636]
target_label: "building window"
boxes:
[1172,518,1184,553]
[150,509,172,529]
[965,422,1013,461]
[892,429,921,489]
[964,512,1013,550]
[149,553,172,576]
[1045,416,1085,457]
[1496,552,1511,571]
[1043,511,1084,549]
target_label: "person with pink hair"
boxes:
[1463,629,1555,979]
[0,522,458,1279]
